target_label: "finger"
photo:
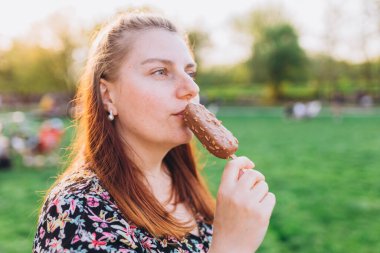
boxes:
[260,192,276,214]
[237,163,256,179]
[237,170,265,191]
[220,156,254,188]
[251,180,269,202]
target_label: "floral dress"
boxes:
[33,169,213,253]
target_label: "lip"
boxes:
[174,113,184,119]
[172,109,187,121]
[173,108,186,116]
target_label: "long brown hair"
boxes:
[56,12,215,239]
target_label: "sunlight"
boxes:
[0,0,378,65]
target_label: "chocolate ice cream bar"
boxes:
[183,103,238,159]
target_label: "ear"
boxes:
[100,78,118,116]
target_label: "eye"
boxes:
[187,71,197,80]
[152,68,167,76]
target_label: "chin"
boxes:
[184,128,194,141]
[174,130,193,145]
[165,127,193,146]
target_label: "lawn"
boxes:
[0,106,379,253]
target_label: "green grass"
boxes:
[0,160,59,252]
[1,107,379,252]
[201,106,380,253]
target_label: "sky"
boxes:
[0,0,379,66]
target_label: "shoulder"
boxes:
[42,169,115,214]
[33,169,143,252]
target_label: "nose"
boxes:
[176,73,200,101]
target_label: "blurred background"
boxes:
[0,0,379,252]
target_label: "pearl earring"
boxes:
[108,110,114,121]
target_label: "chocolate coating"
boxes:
[183,103,238,159]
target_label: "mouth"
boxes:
[173,108,186,118]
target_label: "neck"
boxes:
[132,145,168,178]
[121,136,174,204]
[120,133,171,178]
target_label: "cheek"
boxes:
[116,87,162,123]
[114,74,171,124]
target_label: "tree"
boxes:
[233,5,288,44]
[249,23,308,101]
[359,0,380,99]
[186,29,211,71]
[0,41,74,95]
[0,10,84,96]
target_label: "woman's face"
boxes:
[109,29,199,150]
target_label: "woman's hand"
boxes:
[209,156,276,253]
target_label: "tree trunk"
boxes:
[269,82,282,103]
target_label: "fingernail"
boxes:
[238,169,245,179]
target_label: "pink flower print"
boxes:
[48,237,62,250]
[69,199,77,214]
[39,227,45,239]
[124,225,137,236]
[141,237,154,249]
[87,209,109,225]
[71,234,81,244]
[100,192,110,200]
[196,243,205,252]
[52,197,63,214]
[89,233,107,249]
[87,196,99,207]
[91,239,107,248]
[100,222,108,228]
[99,232,116,242]
[167,235,178,242]
[88,213,105,223]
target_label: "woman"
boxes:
[33,12,275,253]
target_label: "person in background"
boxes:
[35,118,64,154]
[33,12,275,252]
[0,123,11,169]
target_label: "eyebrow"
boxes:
[140,58,197,69]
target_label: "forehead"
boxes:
[125,29,194,65]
